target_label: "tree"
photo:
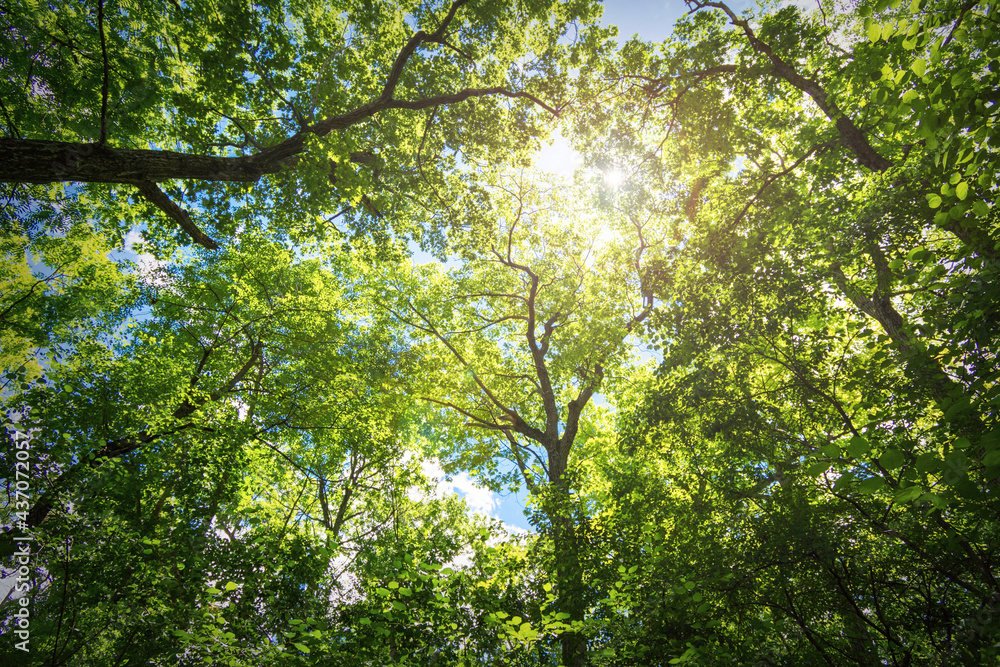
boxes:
[0,235,429,664]
[1,0,598,253]
[560,0,1000,663]
[4,0,999,664]
[373,173,663,665]
[0,223,133,378]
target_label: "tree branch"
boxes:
[135,181,219,250]
[504,430,544,495]
[9,342,263,536]
[0,96,21,139]
[688,0,892,172]
[942,0,980,48]
[725,141,837,232]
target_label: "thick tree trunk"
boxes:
[0,139,279,184]
[545,461,588,667]
[556,531,588,667]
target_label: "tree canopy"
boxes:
[2,0,998,665]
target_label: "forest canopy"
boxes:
[1,0,998,665]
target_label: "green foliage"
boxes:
[2,0,999,665]
[0,0,600,255]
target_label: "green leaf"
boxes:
[916,452,940,474]
[911,58,926,76]
[293,643,310,653]
[806,462,831,477]
[879,449,905,470]
[846,436,871,457]
[955,181,969,200]
[857,477,886,494]
[927,194,942,209]
[922,492,948,510]
[821,443,841,458]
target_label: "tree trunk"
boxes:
[555,518,588,667]
[0,139,279,184]
[545,461,588,667]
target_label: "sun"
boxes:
[603,168,624,190]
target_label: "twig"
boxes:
[726,140,836,231]
[0,97,21,138]
[688,0,892,172]
[943,0,980,48]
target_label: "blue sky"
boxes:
[603,0,690,43]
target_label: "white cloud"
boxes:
[451,472,499,517]
[120,227,169,285]
[407,457,535,552]
[414,458,500,518]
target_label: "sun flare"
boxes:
[603,168,625,190]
